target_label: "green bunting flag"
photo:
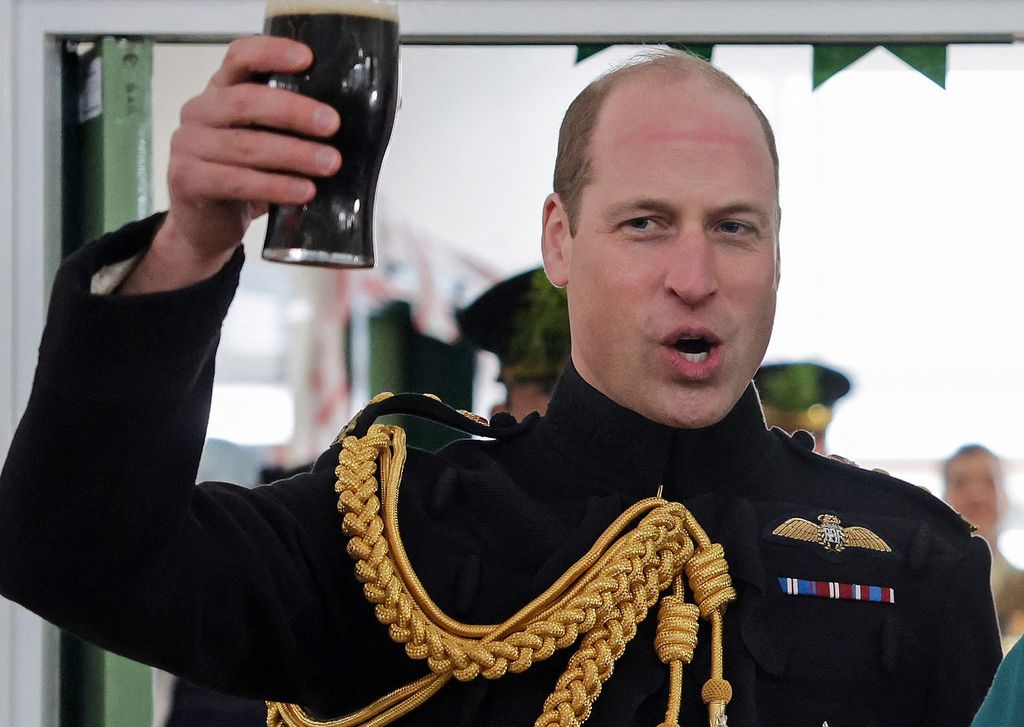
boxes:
[667,43,714,63]
[575,43,714,65]
[575,44,609,64]
[885,44,947,88]
[813,44,947,89]
[812,45,874,89]
[575,41,945,88]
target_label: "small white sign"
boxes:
[78,56,102,122]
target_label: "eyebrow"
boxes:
[604,198,676,220]
[605,199,773,226]
[714,202,773,227]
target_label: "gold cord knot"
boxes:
[654,593,700,665]
[684,542,737,619]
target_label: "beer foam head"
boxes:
[265,0,397,21]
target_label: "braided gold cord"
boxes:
[268,422,738,727]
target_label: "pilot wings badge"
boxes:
[772,514,891,553]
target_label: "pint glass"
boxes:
[262,0,399,268]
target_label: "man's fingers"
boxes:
[168,156,316,208]
[172,125,342,178]
[145,36,325,271]
[209,35,312,88]
[181,84,340,138]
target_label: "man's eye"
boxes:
[720,221,750,234]
[625,217,654,230]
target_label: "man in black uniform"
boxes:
[0,36,1000,727]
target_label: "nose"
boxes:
[663,230,718,306]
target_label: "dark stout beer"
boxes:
[262,0,399,267]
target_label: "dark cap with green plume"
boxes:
[754,361,852,434]
[456,269,571,384]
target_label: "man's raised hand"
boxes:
[121,35,341,294]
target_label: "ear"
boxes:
[773,204,782,290]
[541,193,572,287]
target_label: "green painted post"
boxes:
[61,36,155,727]
[103,652,153,727]
[80,37,153,242]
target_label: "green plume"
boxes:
[504,271,571,381]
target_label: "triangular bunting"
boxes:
[812,44,874,89]
[883,44,947,88]
[666,43,714,63]
[575,44,611,64]
[813,43,948,90]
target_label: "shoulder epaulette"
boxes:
[336,391,536,442]
[773,430,975,537]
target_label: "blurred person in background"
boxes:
[456,267,570,420]
[944,444,1024,650]
[256,267,572,485]
[754,361,851,455]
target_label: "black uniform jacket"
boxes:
[0,217,1001,727]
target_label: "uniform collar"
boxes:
[539,361,771,501]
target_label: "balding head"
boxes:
[554,49,780,236]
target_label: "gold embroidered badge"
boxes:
[772,514,891,553]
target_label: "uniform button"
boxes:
[791,429,815,451]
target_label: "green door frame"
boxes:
[60,36,154,727]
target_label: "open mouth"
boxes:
[673,337,712,363]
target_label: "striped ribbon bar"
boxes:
[777,577,895,604]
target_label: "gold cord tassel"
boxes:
[683,519,736,726]
[654,576,699,727]
[268,421,737,727]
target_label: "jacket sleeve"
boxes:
[925,534,1002,725]
[0,217,418,714]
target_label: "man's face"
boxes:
[945,451,1005,541]
[543,71,780,428]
